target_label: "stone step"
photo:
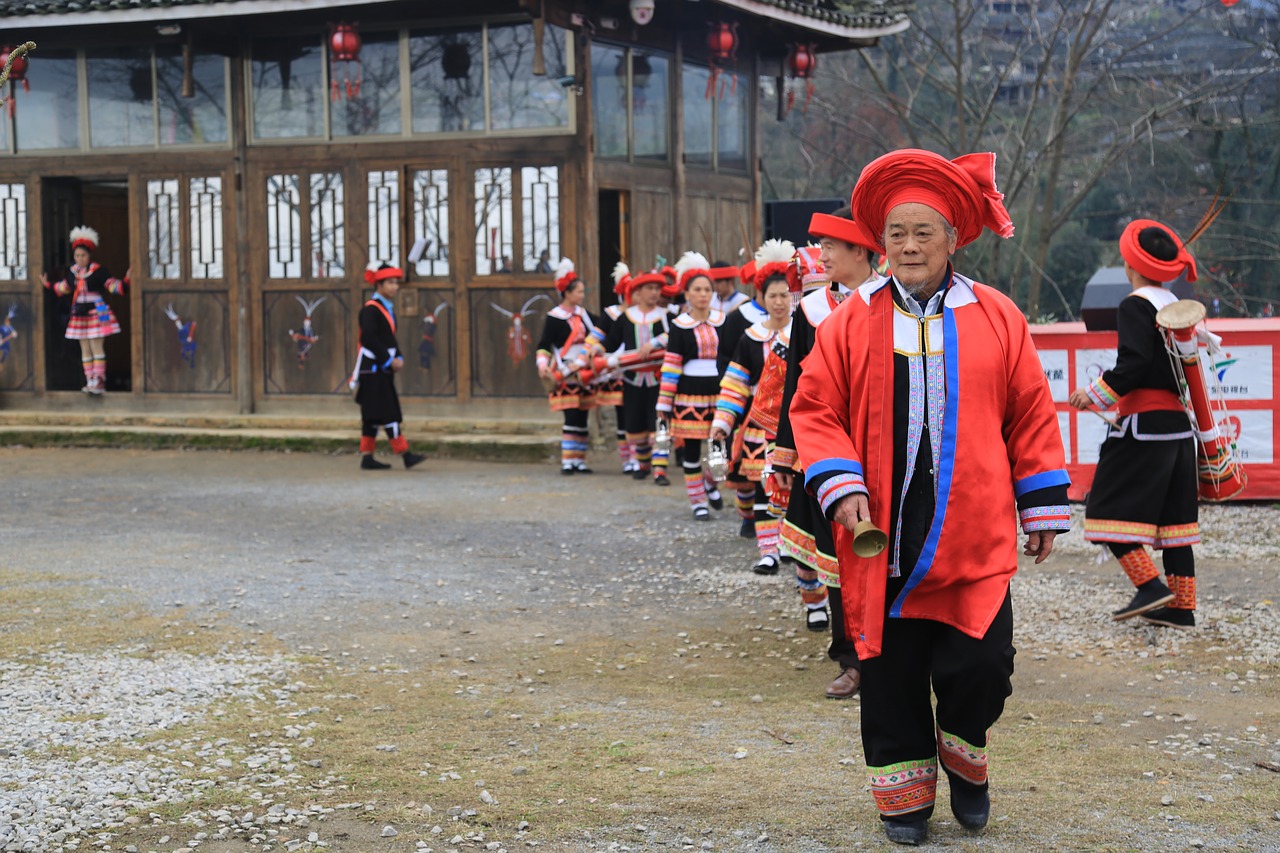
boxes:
[0,410,560,462]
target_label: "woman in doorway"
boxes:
[42,226,128,395]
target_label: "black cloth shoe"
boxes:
[882,818,928,846]
[561,466,576,476]
[693,506,711,522]
[402,451,427,469]
[950,785,990,830]
[575,465,594,474]
[653,473,670,486]
[631,466,651,480]
[1140,607,1196,629]
[752,554,780,575]
[708,492,724,510]
[1112,579,1174,621]
[805,608,830,632]
[361,455,391,470]
[739,518,756,539]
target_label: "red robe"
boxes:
[790,273,1069,660]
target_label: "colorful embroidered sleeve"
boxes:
[657,348,684,413]
[1003,308,1071,532]
[43,273,71,297]
[104,276,126,295]
[789,308,868,519]
[711,360,750,435]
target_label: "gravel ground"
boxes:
[1,448,1278,852]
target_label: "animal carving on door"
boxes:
[163,303,198,368]
[288,295,328,367]
[490,295,552,364]
[419,302,450,371]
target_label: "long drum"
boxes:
[1155,299,1247,501]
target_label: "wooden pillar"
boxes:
[230,44,253,414]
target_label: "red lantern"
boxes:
[1221,0,1239,5]
[328,23,363,101]
[705,22,739,100]
[0,44,30,119]
[785,43,818,115]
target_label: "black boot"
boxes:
[402,451,427,469]
[361,454,391,470]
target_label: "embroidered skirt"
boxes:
[65,297,121,340]
[1084,432,1200,548]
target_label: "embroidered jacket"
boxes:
[790,272,1070,660]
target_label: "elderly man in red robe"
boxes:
[789,149,1071,846]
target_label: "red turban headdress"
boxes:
[851,148,1015,249]
[738,259,757,288]
[808,212,880,255]
[365,261,404,285]
[1118,219,1197,284]
[553,257,579,293]
[785,246,829,293]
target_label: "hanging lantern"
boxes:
[328,22,363,101]
[442,41,472,81]
[0,44,30,119]
[1220,0,1239,5]
[785,43,818,115]
[705,21,739,101]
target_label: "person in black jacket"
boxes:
[42,225,128,395]
[352,262,426,470]
[1070,220,1201,627]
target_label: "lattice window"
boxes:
[189,177,224,279]
[147,179,181,279]
[411,170,449,278]
[474,167,512,276]
[0,184,27,281]
[521,166,559,274]
[368,170,400,268]
[310,173,345,278]
[266,174,302,279]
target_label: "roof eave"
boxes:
[708,0,911,41]
[0,0,404,29]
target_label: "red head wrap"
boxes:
[808,212,880,254]
[1118,219,1197,284]
[851,148,1015,249]
[364,262,404,285]
[709,265,740,283]
[69,225,99,254]
[753,239,796,292]
[738,259,757,288]
[611,262,634,304]
[553,257,580,293]
[674,251,713,291]
[658,265,683,300]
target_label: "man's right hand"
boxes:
[832,493,871,533]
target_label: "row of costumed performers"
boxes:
[532,213,886,706]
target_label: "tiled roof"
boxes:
[1,0,913,35]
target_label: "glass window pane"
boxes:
[368,170,400,268]
[488,23,570,131]
[632,52,668,161]
[310,173,345,278]
[156,48,228,145]
[147,179,181,279]
[14,49,79,151]
[266,174,302,279]
[251,38,324,140]
[682,64,713,167]
[590,43,627,158]
[717,75,749,171]
[474,167,512,276]
[0,183,27,280]
[87,49,155,148]
[411,170,449,278]
[190,176,224,279]
[333,32,400,138]
[409,27,484,134]
[521,167,559,274]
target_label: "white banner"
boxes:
[1217,409,1273,465]
[1038,350,1069,401]
[1075,349,1118,389]
[1057,411,1072,463]
[1076,410,1111,464]
[1201,345,1273,401]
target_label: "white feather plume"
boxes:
[611,261,631,286]
[673,251,710,281]
[69,225,99,248]
[754,238,796,267]
[554,257,575,281]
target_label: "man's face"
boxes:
[377,278,402,299]
[883,203,957,296]
[819,237,871,286]
[712,277,735,298]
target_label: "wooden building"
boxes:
[0,0,908,418]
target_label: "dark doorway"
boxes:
[42,178,132,392]
[597,189,628,310]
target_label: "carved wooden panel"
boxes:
[469,288,553,397]
[262,290,353,394]
[142,291,231,393]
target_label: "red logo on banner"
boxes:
[1219,415,1242,443]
